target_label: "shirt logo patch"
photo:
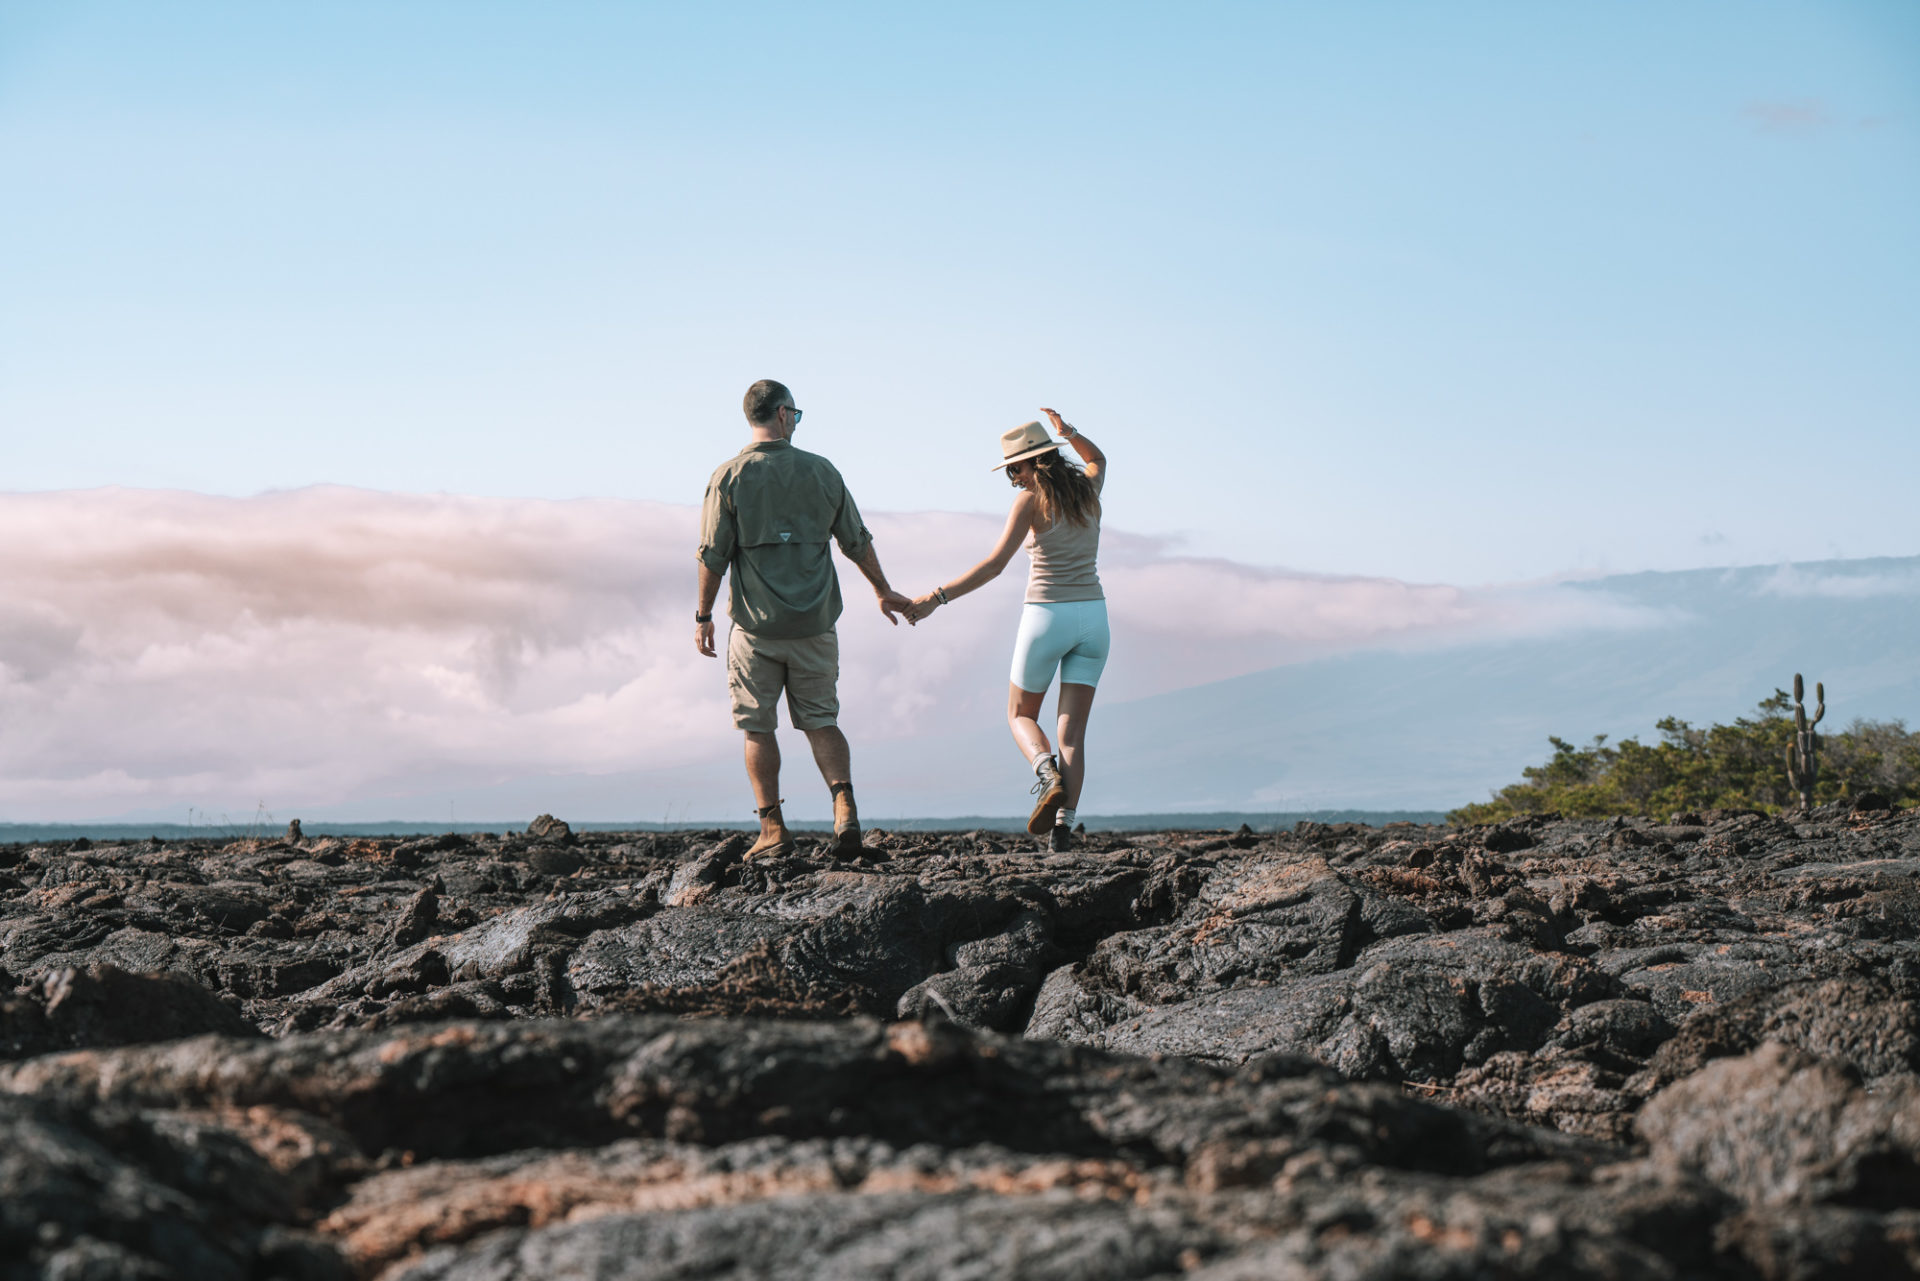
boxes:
[780,532,792,542]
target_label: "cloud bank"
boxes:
[1754,563,1920,600]
[1743,98,1833,135]
[0,488,1663,820]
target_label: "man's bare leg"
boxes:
[801,725,851,788]
[802,725,861,855]
[745,731,781,808]
[744,731,792,856]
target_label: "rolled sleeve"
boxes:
[830,484,873,562]
[696,476,736,574]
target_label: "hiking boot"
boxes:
[1027,755,1066,836]
[830,782,862,860]
[746,801,794,859]
[1048,823,1075,853]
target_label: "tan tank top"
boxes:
[1025,512,1103,603]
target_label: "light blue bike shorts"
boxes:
[1010,599,1111,693]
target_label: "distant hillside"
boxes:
[1078,555,1920,812]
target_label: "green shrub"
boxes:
[1450,691,1920,824]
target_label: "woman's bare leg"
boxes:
[1054,682,1097,809]
[1007,684,1051,766]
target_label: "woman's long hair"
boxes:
[1027,449,1101,529]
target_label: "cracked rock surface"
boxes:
[2,807,1917,1278]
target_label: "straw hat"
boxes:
[991,421,1063,470]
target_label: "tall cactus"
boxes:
[1783,673,1825,813]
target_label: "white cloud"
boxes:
[1742,99,1833,135]
[0,488,1666,820]
[1754,564,1920,599]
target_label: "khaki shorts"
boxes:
[727,627,840,733]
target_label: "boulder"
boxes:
[1640,1041,1920,1210]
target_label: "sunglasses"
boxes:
[785,406,803,425]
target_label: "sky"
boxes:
[3,1,1916,584]
[0,4,1916,821]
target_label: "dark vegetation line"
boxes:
[1453,688,1920,824]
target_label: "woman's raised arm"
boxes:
[1040,407,1104,488]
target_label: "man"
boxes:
[696,379,911,858]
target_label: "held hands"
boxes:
[878,589,914,625]
[879,595,917,629]
[903,592,942,624]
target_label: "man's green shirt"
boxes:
[697,440,873,639]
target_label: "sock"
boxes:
[1032,751,1056,776]
[1057,807,1076,829]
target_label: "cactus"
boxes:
[1783,673,1825,812]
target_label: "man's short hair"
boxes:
[743,379,792,425]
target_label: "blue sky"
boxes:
[3,1,1916,583]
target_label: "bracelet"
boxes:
[694,611,712,623]
[1060,423,1077,438]
[934,586,949,606]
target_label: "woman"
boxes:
[907,408,1107,850]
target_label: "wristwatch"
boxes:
[1059,422,1077,438]
[694,611,712,623]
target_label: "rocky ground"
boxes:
[2,803,1917,1279]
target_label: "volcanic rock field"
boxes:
[3,805,1918,1279]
